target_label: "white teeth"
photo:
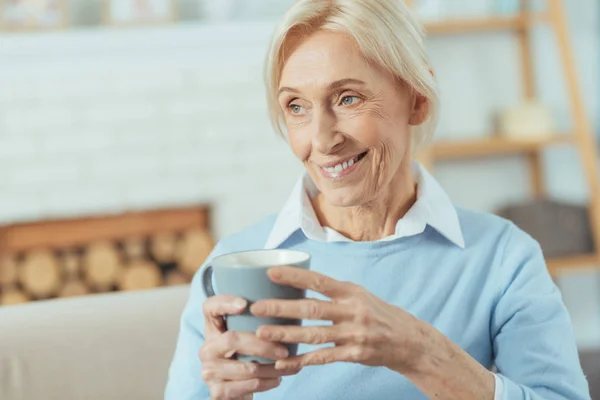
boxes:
[323,155,361,175]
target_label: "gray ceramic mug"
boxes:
[201,249,311,364]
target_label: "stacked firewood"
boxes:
[0,207,214,306]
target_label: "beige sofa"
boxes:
[2,286,598,400]
[0,286,189,400]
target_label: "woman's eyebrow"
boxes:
[278,86,301,96]
[278,78,366,96]
[327,78,366,90]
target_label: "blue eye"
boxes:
[289,104,305,114]
[341,96,359,106]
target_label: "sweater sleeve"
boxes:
[490,224,591,400]
[164,242,227,400]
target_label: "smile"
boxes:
[319,151,368,178]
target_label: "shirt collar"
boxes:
[264,162,465,249]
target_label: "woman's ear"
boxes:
[409,94,429,126]
[408,68,433,125]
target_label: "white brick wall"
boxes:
[0,22,304,238]
[0,6,598,237]
[0,14,598,238]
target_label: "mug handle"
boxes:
[201,264,233,339]
[201,264,216,298]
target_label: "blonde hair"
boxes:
[264,0,439,151]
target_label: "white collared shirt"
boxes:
[265,162,466,249]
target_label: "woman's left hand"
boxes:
[249,266,436,374]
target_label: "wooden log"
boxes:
[0,286,30,306]
[165,270,190,286]
[19,250,61,298]
[83,242,122,291]
[176,229,214,275]
[0,255,18,286]
[59,279,90,298]
[150,232,178,263]
[118,260,162,291]
[60,251,82,279]
[123,237,146,261]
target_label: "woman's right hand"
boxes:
[200,295,301,400]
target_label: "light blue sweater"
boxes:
[165,209,590,399]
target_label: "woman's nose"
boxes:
[312,109,344,154]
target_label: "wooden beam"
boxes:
[424,13,547,35]
[547,253,599,276]
[431,135,572,160]
[0,206,209,253]
[518,1,536,99]
[516,2,546,197]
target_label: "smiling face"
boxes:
[278,30,426,207]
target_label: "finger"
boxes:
[202,360,301,381]
[268,267,353,298]
[250,298,350,321]
[275,347,343,370]
[201,331,290,361]
[257,325,342,345]
[209,378,281,399]
[203,295,247,336]
[203,295,248,317]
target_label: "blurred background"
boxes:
[0,0,598,396]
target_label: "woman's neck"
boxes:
[312,158,417,242]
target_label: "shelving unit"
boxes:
[413,0,600,275]
[547,254,599,276]
[431,135,573,160]
[423,12,546,34]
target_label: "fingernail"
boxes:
[249,303,261,313]
[276,348,289,358]
[256,327,268,339]
[234,299,246,309]
[275,360,288,370]
[269,268,282,279]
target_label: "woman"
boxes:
[165,1,590,399]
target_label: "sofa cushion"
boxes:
[0,286,189,400]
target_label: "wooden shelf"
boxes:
[0,206,209,253]
[424,13,547,34]
[547,254,599,275]
[430,135,573,160]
